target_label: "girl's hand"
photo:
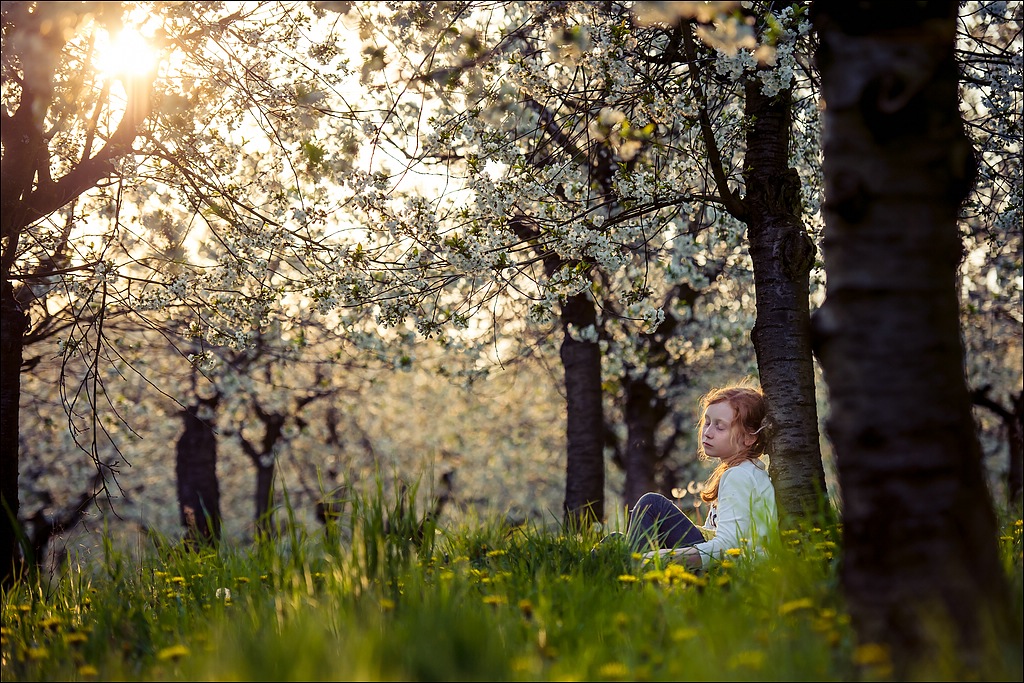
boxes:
[642,548,703,570]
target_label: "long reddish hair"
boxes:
[698,384,770,503]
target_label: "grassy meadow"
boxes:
[2,488,1022,682]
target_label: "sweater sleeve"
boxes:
[691,466,759,570]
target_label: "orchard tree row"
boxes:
[2,1,1020,676]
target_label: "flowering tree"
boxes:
[0,0,384,578]
[957,1,1023,506]
[339,0,829,525]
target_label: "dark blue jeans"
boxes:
[622,492,704,551]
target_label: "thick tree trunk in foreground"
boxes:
[560,291,605,527]
[743,77,827,523]
[175,395,222,545]
[812,1,1016,676]
[0,280,28,584]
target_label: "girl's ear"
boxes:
[742,432,757,448]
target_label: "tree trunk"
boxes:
[682,20,828,524]
[622,375,668,508]
[973,387,1024,507]
[560,291,605,527]
[743,76,828,523]
[812,1,1015,676]
[1010,391,1023,507]
[254,462,275,537]
[0,279,28,584]
[175,395,222,546]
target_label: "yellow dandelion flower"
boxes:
[17,604,31,612]
[26,646,49,660]
[190,573,203,579]
[598,661,630,678]
[671,627,699,642]
[379,598,396,611]
[156,644,190,661]
[778,598,815,615]
[170,576,185,585]
[486,549,507,558]
[715,575,730,588]
[724,548,742,557]
[482,595,507,606]
[40,616,62,631]
[617,574,638,583]
[154,571,167,578]
[852,643,890,667]
[78,664,99,677]
[235,577,250,584]
[729,649,766,670]
[643,569,664,583]
[677,570,705,586]
[630,552,644,561]
[439,570,455,581]
[719,560,735,569]
[65,631,89,645]
[518,599,534,619]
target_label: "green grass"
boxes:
[2,489,1021,682]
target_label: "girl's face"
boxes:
[701,401,755,463]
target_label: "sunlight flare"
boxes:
[94,28,157,79]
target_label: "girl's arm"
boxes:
[689,467,758,569]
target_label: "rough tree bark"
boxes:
[811,0,1016,676]
[560,291,605,527]
[682,17,827,524]
[743,75,827,522]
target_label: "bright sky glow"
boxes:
[94,28,158,79]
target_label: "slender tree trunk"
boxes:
[1010,391,1023,507]
[973,387,1024,507]
[743,77,827,523]
[560,291,605,527]
[622,375,667,508]
[682,20,828,524]
[0,279,28,584]
[254,462,275,537]
[812,1,1015,676]
[175,395,222,545]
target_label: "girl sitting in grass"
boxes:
[616,383,778,571]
